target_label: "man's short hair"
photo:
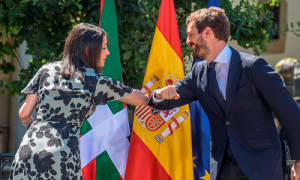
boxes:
[186,7,230,42]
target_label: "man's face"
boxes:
[186,21,210,59]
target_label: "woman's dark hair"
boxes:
[61,22,107,80]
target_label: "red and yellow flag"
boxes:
[125,0,193,179]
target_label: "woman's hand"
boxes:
[22,116,34,127]
[119,89,149,106]
[19,94,37,127]
[291,160,300,180]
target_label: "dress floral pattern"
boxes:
[9,62,132,180]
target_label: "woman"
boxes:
[9,23,149,179]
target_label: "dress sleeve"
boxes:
[94,76,133,105]
[21,68,43,95]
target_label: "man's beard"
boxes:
[191,36,210,59]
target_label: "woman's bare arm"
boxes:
[19,94,37,126]
[119,89,149,106]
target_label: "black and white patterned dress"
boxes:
[9,62,132,180]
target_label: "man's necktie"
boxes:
[208,62,234,159]
[208,62,226,113]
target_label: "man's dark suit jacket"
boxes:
[149,47,300,180]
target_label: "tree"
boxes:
[0,0,297,101]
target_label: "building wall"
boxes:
[0,37,34,153]
[10,41,34,153]
[0,35,13,153]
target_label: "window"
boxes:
[266,3,280,39]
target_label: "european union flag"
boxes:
[190,58,211,180]
[207,0,220,8]
[189,1,219,179]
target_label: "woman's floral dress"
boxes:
[9,62,132,180]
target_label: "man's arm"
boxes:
[148,69,198,110]
[252,58,300,175]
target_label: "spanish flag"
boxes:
[125,0,193,179]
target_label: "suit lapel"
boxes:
[226,48,242,117]
[200,61,208,86]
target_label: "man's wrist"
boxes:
[295,160,300,165]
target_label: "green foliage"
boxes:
[222,0,276,55]
[0,0,100,100]
[267,0,300,38]
[286,21,300,37]
[115,0,201,88]
[0,0,285,100]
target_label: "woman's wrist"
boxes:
[21,116,33,126]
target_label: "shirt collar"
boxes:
[212,45,232,66]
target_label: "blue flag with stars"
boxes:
[189,1,219,179]
[207,0,220,8]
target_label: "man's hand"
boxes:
[154,86,180,100]
[291,160,300,180]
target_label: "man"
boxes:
[149,7,300,180]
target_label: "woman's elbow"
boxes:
[140,95,149,106]
[132,94,149,106]
[120,90,149,106]
[19,110,30,120]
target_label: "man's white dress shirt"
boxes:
[209,45,232,100]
